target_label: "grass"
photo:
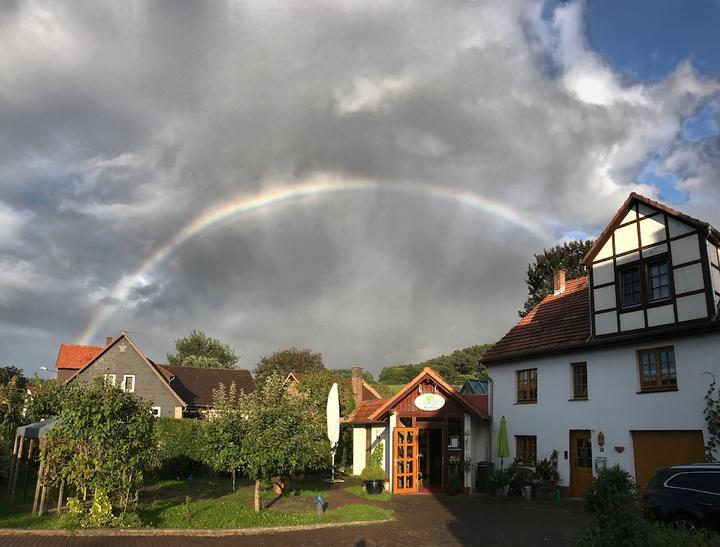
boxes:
[345,485,392,502]
[0,476,393,530]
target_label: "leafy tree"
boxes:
[378,344,493,386]
[24,377,66,423]
[236,373,327,511]
[166,330,239,369]
[0,366,27,485]
[332,369,374,383]
[204,382,245,490]
[254,347,324,385]
[43,380,156,512]
[297,370,356,418]
[519,240,594,317]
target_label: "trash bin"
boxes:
[476,461,494,494]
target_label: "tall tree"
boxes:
[253,347,324,385]
[24,377,66,423]
[519,239,595,317]
[0,366,26,485]
[204,382,245,491]
[236,373,327,511]
[166,330,239,369]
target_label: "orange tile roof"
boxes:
[55,344,104,370]
[481,276,590,363]
[347,399,387,424]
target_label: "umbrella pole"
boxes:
[331,443,336,481]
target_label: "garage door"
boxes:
[632,430,705,486]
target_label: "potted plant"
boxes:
[533,450,560,499]
[361,443,385,495]
[489,469,511,496]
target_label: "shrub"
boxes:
[579,465,646,547]
[61,491,142,530]
[361,443,385,482]
[154,417,209,478]
[489,469,512,492]
[534,450,560,482]
[646,522,720,547]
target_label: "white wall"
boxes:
[489,333,719,487]
[352,425,389,476]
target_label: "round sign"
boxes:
[414,393,445,411]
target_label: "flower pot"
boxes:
[383,479,390,492]
[364,480,384,495]
[272,476,288,495]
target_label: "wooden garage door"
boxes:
[632,431,705,486]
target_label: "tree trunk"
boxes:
[254,479,261,512]
[232,468,236,492]
[56,479,65,515]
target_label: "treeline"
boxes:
[378,344,492,386]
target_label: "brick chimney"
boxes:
[351,366,364,406]
[105,336,113,347]
[553,270,566,295]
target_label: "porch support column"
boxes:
[388,411,397,492]
[464,413,472,492]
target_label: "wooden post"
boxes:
[9,436,24,505]
[6,435,19,495]
[32,440,46,515]
[56,479,65,515]
[38,485,48,516]
[22,439,35,503]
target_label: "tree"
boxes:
[166,330,239,369]
[519,240,594,317]
[204,382,244,491]
[0,366,26,485]
[43,380,156,512]
[253,347,324,385]
[333,369,374,383]
[377,344,493,386]
[24,377,66,423]
[236,373,327,511]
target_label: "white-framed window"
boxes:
[150,406,161,418]
[103,373,116,387]
[122,374,136,393]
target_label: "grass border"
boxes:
[0,518,394,537]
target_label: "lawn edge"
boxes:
[0,518,394,537]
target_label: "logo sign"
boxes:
[414,393,445,411]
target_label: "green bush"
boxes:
[61,492,142,530]
[579,465,646,547]
[154,417,210,478]
[361,443,385,482]
[488,469,511,492]
[646,522,720,547]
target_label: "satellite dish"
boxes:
[326,383,342,482]
[326,383,340,445]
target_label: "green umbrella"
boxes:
[496,416,510,470]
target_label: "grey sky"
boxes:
[1,0,718,378]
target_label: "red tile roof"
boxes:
[347,399,387,424]
[55,344,104,370]
[481,276,591,363]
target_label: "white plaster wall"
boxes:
[638,204,655,217]
[671,235,701,265]
[639,216,666,246]
[352,427,366,475]
[488,333,719,486]
[469,416,490,490]
[642,243,667,259]
[594,285,616,311]
[710,243,720,268]
[647,304,674,327]
[674,263,704,294]
[677,293,709,321]
[595,311,618,335]
[370,426,389,473]
[668,218,694,238]
[621,210,637,224]
[595,239,613,261]
[615,224,639,254]
[592,261,614,286]
[620,310,645,331]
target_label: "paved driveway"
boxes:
[0,494,589,546]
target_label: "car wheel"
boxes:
[670,514,698,534]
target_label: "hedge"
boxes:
[154,417,210,478]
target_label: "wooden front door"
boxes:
[394,427,418,494]
[570,430,593,497]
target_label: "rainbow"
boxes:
[78,173,551,344]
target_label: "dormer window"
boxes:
[621,267,642,307]
[648,260,670,302]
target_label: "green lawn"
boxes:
[344,485,392,502]
[0,476,393,530]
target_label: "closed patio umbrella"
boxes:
[496,416,510,470]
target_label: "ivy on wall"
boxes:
[704,376,720,463]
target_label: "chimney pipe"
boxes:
[351,366,363,406]
[105,336,113,347]
[553,270,566,295]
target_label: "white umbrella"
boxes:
[326,383,340,481]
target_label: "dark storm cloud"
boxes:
[1,0,718,376]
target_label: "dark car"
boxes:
[643,464,720,533]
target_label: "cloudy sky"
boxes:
[2,0,719,378]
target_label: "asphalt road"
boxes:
[0,494,589,546]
